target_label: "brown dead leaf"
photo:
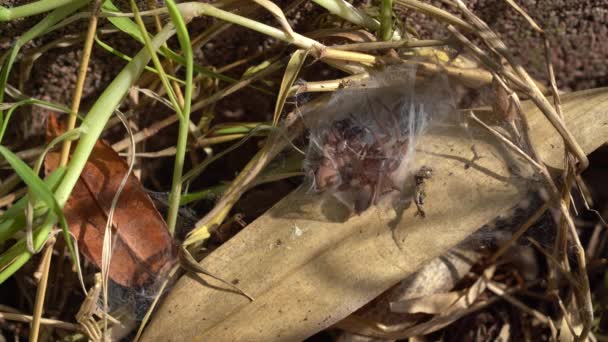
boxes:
[45,115,177,288]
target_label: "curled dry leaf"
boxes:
[337,266,496,340]
[335,247,479,341]
[45,114,177,288]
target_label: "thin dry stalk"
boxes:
[468,111,543,172]
[191,60,283,112]
[502,0,543,33]
[394,0,473,31]
[59,0,102,166]
[453,3,593,337]
[0,310,81,331]
[332,39,447,52]
[184,97,313,245]
[112,115,178,152]
[119,147,177,158]
[29,2,102,341]
[452,0,588,171]
[293,72,371,94]
[530,234,591,338]
[252,0,295,38]
[133,265,179,342]
[487,281,557,338]
[410,59,494,88]
[29,238,55,342]
[489,201,549,264]
[445,25,528,91]
[0,187,26,208]
[100,110,136,339]
[556,294,580,338]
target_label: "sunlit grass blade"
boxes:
[164,0,194,235]
[0,0,86,21]
[273,49,308,126]
[312,0,380,31]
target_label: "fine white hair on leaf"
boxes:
[299,64,455,212]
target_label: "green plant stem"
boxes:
[130,1,182,116]
[101,0,244,88]
[165,0,193,235]
[0,0,86,21]
[0,169,65,244]
[55,24,179,206]
[380,0,393,41]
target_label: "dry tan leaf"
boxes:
[142,88,608,341]
[524,88,608,169]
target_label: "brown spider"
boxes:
[310,116,409,214]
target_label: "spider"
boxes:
[311,116,409,214]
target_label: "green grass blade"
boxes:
[165,0,194,235]
[0,0,86,21]
[311,0,380,31]
[380,0,393,41]
[0,22,180,283]
[94,36,186,85]
[0,100,74,144]
[101,0,142,40]
[0,147,76,263]
[0,214,56,284]
[0,168,66,244]
[130,0,181,116]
